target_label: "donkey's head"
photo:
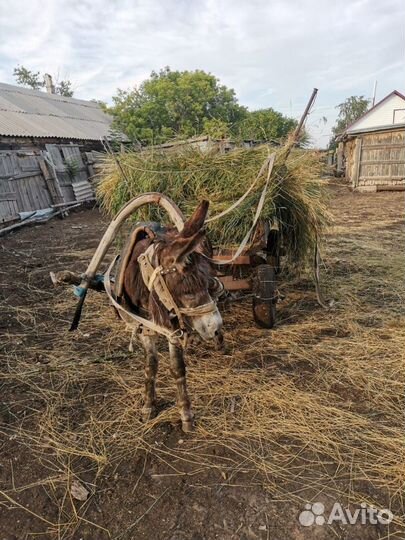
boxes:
[153,200,223,341]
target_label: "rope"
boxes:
[204,153,276,265]
[205,153,275,223]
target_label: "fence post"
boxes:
[38,157,64,205]
[352,137,362,189]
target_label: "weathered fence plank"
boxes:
[0,145,98,224]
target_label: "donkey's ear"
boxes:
[171,229,205,263]
[181,200,209,238]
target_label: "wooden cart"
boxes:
[212,221,281,329]
[52,90,319,332]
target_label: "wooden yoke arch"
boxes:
[70,192,185,330]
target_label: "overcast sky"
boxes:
[0,0,404,147]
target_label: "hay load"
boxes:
[97,141,329,268]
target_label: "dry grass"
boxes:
[0,186,404,538]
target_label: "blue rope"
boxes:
[73,286,86,298]
[73,274,105,297]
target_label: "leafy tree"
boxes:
[233,108,297,142]
[13,65,74,97]
[56,80,74,98]
[109,67,246,145]
[330,95,370,145]
[13,66,43,90]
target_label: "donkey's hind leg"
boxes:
[169,341,194,432]
[139,332,158,422]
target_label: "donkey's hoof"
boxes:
[141,406,157,422]
[181,419,195,432]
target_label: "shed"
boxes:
[0,81,118,150]
[337,91,405,191]
[0,81,125,226]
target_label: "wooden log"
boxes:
[50,270,105,291]
[212,254,251,265]
[0,204,81,237]
[219,275,251,291]
[51,200,86,208]
[376,185,405,192]
[0,214,19,225]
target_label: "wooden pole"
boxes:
[279,88,318,162]
[38,157,64,205]
[50,270,105,290]
[292,88,318,144]
[352,137,363,188]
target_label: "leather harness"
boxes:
[104,232,222,347]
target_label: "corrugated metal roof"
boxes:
[72,180,95,202]
[0,82,122,141]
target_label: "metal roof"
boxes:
[0,82,121,141]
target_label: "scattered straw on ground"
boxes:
[0,185,404,538]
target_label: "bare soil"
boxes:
[0,182,404,540]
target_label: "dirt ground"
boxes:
[0,182,404,540]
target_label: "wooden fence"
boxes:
[345,128,405,191]
[0,144,100,225]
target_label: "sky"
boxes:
[0,0,404,147]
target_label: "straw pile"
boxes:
[97,143,329,267]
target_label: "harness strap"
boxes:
[104,255,183,343]
[179,301,216,316]
[204,152,276,266]
[153,261,186,329]
[205,153,274,223]
[138,246,179,315]
[137,244,218,326]
[147,264,163,291]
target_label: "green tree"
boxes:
[56,80,74,98]
[109,67,246,145]
[331,95,370,140]
[13,66,43,90]
[13,65,74,97]
[233,108,297,142]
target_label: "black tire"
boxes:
[252,264,277,329]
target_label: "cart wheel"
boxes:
[252,264,277,329]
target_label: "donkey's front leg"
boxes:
[169,341,194,432]
[139,333,158,422]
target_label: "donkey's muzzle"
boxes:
[191,306,223,341]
